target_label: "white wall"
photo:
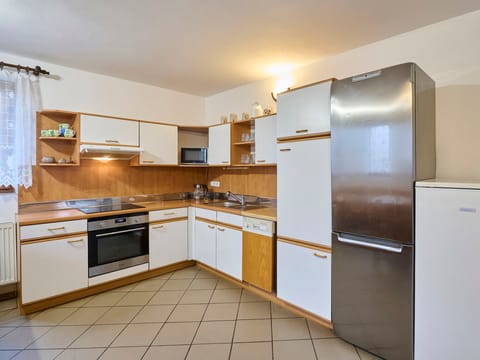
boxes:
[205,10,480,180]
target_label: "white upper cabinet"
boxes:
[255,115,276,165]
[80,114,139,146]
[139,122,178,165]
[208,124,231,165]
[277,80,332,139]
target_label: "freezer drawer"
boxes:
[332,232,413,360]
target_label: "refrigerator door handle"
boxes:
[337,235,403,253]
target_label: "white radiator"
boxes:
[0,222,16,285]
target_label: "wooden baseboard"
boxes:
[18,260,195,314]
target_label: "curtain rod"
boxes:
[0,60,49,76]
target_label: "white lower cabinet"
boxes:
[149,220,188,269]
[277,240,331,320]
[195,220,217,268]
[216,225,242,280]
[21,235,88,304]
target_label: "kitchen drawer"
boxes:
[217,211,242,228]
[20,219,87,241]
[149,207,188,222]
[195,208,216,221]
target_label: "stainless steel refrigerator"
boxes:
[330,63,435,360]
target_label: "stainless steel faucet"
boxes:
[226,191,245,206]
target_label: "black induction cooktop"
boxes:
[78,203,144,214]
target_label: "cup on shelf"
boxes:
[240,154,250,164]
[64,129,76,138]
[58,123,70,137]
[241,133,250,142]
[40,130,48,137]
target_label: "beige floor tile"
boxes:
[203,303,239,321]
[241,290,266,302]
[112,283,136,292]
[60,307,110,325]
[99,346,147,360]
[111,323,162,346]
[195,269,217,279]
[273,340,316,360]
[234,319,271,343]
[188,278,218,290]
[186,343,230,360]
[95,306,142,325]
[161,279,193,291]
[0,326,51,350]
[313,338,360,360]
[307,319,336,339]
[216,279,241,289]
[0,350,19,359]
[131,279,166,292]
[237,302,271,320]
[58,297,92,308]
[84,292,125,307]
[0,309,28,327]
[131,305,174,323]
[69,324,125,348]
[272,318,310,340]
[28,326,88,349]
[179,290,213,304]
[210,289,242,303]
[357,347,383,360]
[170,267,199,279]
[193,321,235,344]
[152,322,199,345]
[152,273,172,280]
[148,290,184,305]
[167,304,207,322]
[0,328,14,339]
[143,345,189,360]
[230,342,273,360]
[0,300,16,312]
[115,292,155,306]
[271,303,298,319]
[24,308,77,326]
[13,349,62,360]
[56,348,106,360]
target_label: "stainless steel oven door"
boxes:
[88,223,149,277]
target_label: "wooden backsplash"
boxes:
[19,163,277,203]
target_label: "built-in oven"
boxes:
[88,212,149,278]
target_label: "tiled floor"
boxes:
[0,266,381,360]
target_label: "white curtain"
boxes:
[0,69,41,189]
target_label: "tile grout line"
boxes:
[228,285,243,359]
[306,318,319,360]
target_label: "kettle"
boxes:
[193,184,208,200]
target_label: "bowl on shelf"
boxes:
[41,156,55,163]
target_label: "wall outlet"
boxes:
[210,181,220,188]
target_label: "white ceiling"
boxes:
[1,0,480,96]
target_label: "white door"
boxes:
[195,220,217,268]
[208,124,231,165]
[80,114,139,146]
[277,81,332,139]
[277,139,331,246]
[149,220,188,269]
[415,186,480,360]
[216,225,242,280]
[21,235,88,304]
[255,115,276,165]
[277,241,331,320]
[139,122,178,165]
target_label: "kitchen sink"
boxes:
[208,201,267,210]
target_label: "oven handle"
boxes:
[95,226,146,238]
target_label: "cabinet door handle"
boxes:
[313,252,328,259]
[105,139,119,143]
[67,238,84,244]
[208,225,215,229]
[48,226,65,231]
[142,160,155,163]
[221,161,229,163]
[279,148,291,152]
[256,160,266,163]
[163,212,175,216]
[152,225,164,230]
[217,227,225,232]
[296,129,309,133]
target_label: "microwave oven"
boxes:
[181,147,208,164]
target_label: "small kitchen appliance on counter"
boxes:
[193,184,208,200]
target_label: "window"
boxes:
[0,76,16,192]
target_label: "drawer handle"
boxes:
[279,148,291,152]
[221,161,229,163]
[152,225,164,229]
[296,129,309,133]
[48,226,66,231]
[163,212,175,216]
[208,225,215,229]
[142,160,155,163]
[67,239,84,244]
[105,139,119,143]
[217,227,225,232]
[313,252,328,259]
[256,160,266,163]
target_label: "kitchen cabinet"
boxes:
[277,80,332,140]
[208,124,231,165]
[277,240,331,320]
[149,219,188,269]
[195,219,217,268]
[216,225,242,280]
[20,219,87,241]
[21,235,88,304]
[137,122,178,165]
[80,114,139,146]
[415,183,480,360]
[254,115,276,165]
[277,138,331,246]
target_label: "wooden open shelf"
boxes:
[39,137,77,141]
[39,163,78,167]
